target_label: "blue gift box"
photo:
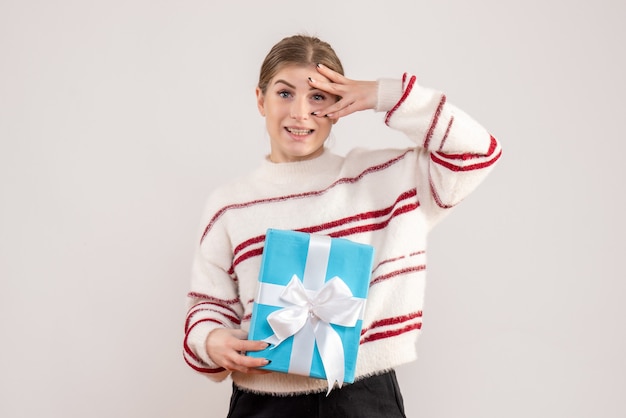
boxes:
[248,229,374,390]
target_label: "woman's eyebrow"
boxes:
[273,79,296,89]
[274,79,318,91]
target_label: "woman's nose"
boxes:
[290,98,310,120]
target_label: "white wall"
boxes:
[1,1,624,417]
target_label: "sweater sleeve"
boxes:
[379,73,502,228]
[182,201,242,381]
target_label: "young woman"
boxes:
[184,34,501,417]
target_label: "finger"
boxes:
[315,63,345,83]
[314,80,377,118]
[306,86,353,115]
[239,352,270,368]
[225,352,271,373]
[225,329,269,352]
[232,338,269,353]
[312,100,357,120]
[307,76,344,98]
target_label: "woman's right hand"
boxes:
[308,63,378,120]
[205,328,271,374]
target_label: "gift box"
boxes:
[247,229,374,392]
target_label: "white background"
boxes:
[1,1,624,417]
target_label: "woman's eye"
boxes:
[312,94,326,101]
[278,90,291,99]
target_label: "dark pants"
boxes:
[227,370,406,418]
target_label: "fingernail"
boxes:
[316,63,322,68]
[311,111,318,116]
[265,359,272,365]
[308,77,314,83]
[325,114,333,118]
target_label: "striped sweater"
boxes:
[183,73,502,395]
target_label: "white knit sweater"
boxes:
[183,73,502,395]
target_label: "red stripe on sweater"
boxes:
[187,293,240,306]
[233,235,266,260]
[231,189,418,260]
[229,248,264,274]
[435,135,499,160]
[370,264,426,286]
[372,251,425,273]
[429,177,454,209]
[424,94,447,149]
[200,150,415,244]
[385,74,416,126]
[298,189,418,235]
[183,355,226,374]
[372,255,406,273]
[331,203,418,238]
[183,318,226,371]
[431,147,502,172]
[229,202,418,274]
[361,322,422,344]
[360,311,423,336]
[185,307,240,333]
[187,300,239,318]
[438,116,454,151]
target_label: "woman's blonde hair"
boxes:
[258,34,344,94]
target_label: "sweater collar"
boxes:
[255,148,343,184]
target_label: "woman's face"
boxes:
[256,65,336,163]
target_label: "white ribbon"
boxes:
[264,275,364,394]
[261,234,365,394]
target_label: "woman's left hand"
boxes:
[308,63,378,120]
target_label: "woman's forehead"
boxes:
[270,65,330,86]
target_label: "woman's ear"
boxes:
[255,87,265,117]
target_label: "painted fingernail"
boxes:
[308,77,314,83]
[265,359,272,365]
[311,111,318,116]
[316,63,323,68]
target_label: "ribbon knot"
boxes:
[264,274,364,394]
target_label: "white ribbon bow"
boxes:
[264,274,364,394]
